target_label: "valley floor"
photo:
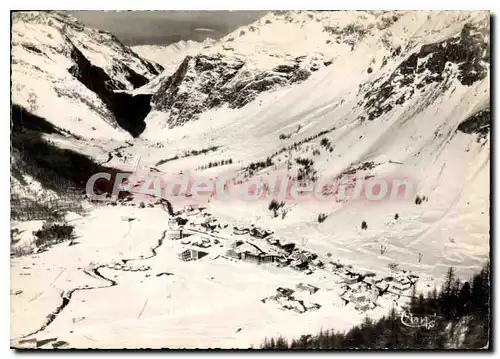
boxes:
[10,204,411,349]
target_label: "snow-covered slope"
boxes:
[131,39,216,95]
[11,11,163,139]
[11,10,490,349]
[133,39,215,67]
[145,11,411,128]
[139,10,490,280]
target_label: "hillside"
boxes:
[10,10,490,349]
[11,11,162,139]
[132,39,216,67]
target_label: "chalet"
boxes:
[362,272,377,279]
[304,251,318,261]
[389,267,407,277]
[277,287,295,296]
[296,283,319,295]
[340,296,350,307]
[276,257,289,267]
[240,243,264,261]
[311,258,324,268]
[201,221,217,231]
[400,276,412,287]
[250,227,273,239]
[370,287,379,304]
[177,249,208,261]
[324,263,335,272]
[375,280,390,294]
[241,251,261,263]
[178,252,189,262]
[280,242,296,254]
[363,274,383,286]
[339,271,360,285]
[307,303,321,311]
[226,241,280,265]
[175,216,188,226]
[267,238,280,246]
[231,240,244,248]
[390,277,412,293]
[290,250,309,263]
[329,261,345,271]
[227,242,259,260]
[260,254,279,264]
[408,274,420,284]
[226,248,242,260]
[355,301,373,312]
[351,292,368,303]
[233,226,249,235]
[167,227,182,240]
[349,292,375,311]
[193,241,211,249]
[290,259,309,271]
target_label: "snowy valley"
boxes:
[10,10,490,349]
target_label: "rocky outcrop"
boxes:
[68,45,150,137]
[151,54,312,128]
[457,109,490,139]
[358,23,489,122]
[12,11,162,87]
[11,11,161,138]
[147,11,422,129]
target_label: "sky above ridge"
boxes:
[67,11,268,45]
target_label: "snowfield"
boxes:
[11,206,396,349]
[11,10,490,349]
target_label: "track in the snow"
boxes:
[13,228,168,342]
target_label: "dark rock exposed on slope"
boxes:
[11,11,162,137]
[151,54,312,128]
[67,44,151,137]
[457,109,490,139]
[359,24,489,122]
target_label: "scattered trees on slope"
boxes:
[261,262,490,349]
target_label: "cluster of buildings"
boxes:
[296,282,320,295]
[339,281,379,311]
[177,248,208,262]
[262,286,321,314]
[386,267,418,294]
[226,241,282,264]
[232,225,273,239]
[326,260,419,311]
[169,207,420,314]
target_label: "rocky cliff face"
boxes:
[147,11,490,132]
[358,22,490,122]
[11,11,162,139]
[151,53,316,128]
[148,11,401,129]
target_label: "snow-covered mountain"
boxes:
[145,11,489,130]
[130,39,216,96]
[11,10,490,349]
[139,9,489,284]
[132,39,216,67]
[11,11,163,139]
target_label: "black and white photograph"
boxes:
[9,9,491,350]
